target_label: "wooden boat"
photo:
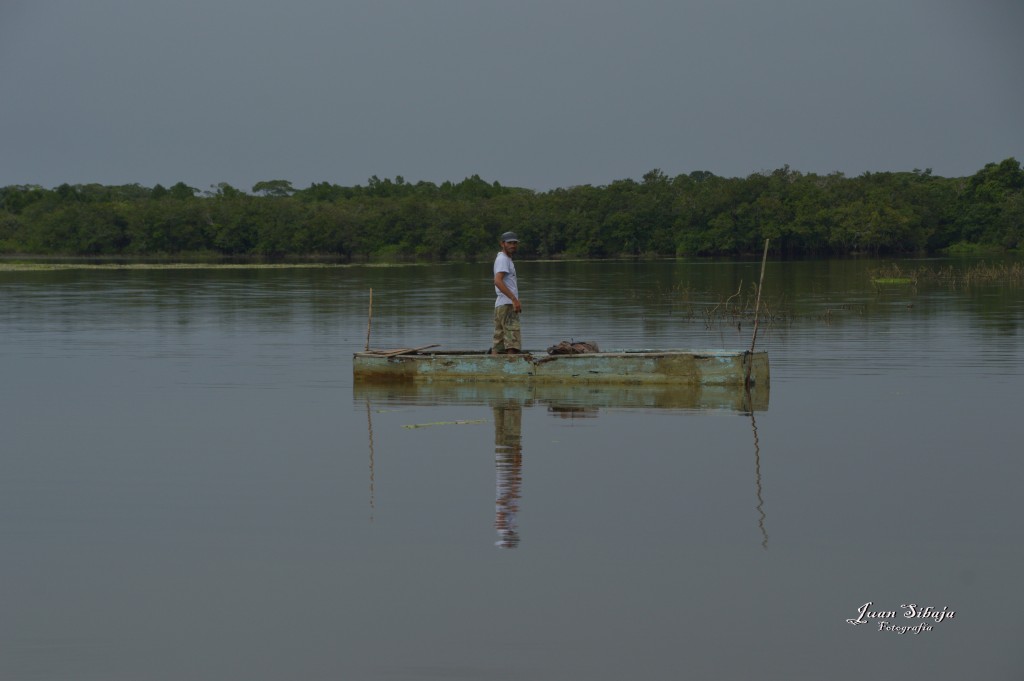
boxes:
[353,347,769,387]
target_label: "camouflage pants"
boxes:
[492,304,521,352]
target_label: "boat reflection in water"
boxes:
[354,381,768,414]
[355,381,769,549]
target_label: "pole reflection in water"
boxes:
[365,399,376,523]
[744,389,768,549]
[492,402,523,549]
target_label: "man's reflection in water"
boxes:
[493,402,523,549]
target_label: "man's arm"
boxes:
[494,272,522,312]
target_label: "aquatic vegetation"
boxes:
[870,262,1024,288]
[0,261,401,272]
[700,281,788,329]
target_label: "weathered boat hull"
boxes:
[353,349,769,387]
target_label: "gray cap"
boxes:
[500,231,519,242]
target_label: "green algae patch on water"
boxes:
[0,262,350,272]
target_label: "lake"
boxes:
[1,258,1022,680]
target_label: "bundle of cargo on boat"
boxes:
[546,340,600,355]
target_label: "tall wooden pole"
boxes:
[745,239,770,386]
[365,288,373,352]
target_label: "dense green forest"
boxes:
[2,159,1022,260]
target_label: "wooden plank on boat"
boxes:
[370,344,440,357]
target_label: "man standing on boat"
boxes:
[492,231,521,354]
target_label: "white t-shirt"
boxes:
[493,252,518,307]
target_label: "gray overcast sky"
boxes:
[1,0,1022,191]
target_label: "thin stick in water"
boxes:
[365,288,373,352]
[746,239,770,385]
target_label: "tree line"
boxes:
[1,159,1022,259]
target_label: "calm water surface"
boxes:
[2,259,1023,680]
